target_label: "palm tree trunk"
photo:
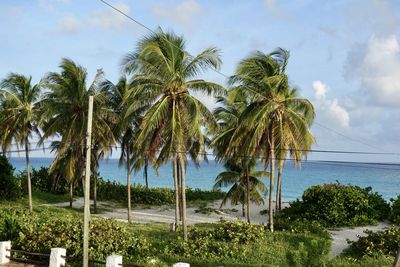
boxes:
[276,160,283,213]
[242,202,246,217]
[246,167,251,224]
[173,157,180,229]
[178,161,183,222]
[269,132,275,232]
[144,158,149,189]
[25,137,33,213]
[178,155,188,241]
[127,148,132,223]
[69,183,73,208]
[93,171,97,214]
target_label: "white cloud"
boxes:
[152,0,202,26]
[59,15,81,33]
[345,35,400,107]
[312,80,350,128]
[89,2,130,30]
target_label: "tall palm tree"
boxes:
[0,74,42,213]
[102,76,147,222]
[214,159,267,223]
[122,29,225,240]
[227,49,315,232]
[41,59,116,204]
[273,88,315,212]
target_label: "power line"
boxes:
[4,145,400,171]
[313,122,387,153]
[97,0,396,155]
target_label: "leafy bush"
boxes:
[190,221,266,244]
[165,222,265,261]
[286,237,331,267]
[17,167,67,194]
[0,155,22,200]
[164,222,330,266]
[344,226,400,257]
[390,195,400,224]
[279,183,390,227]
[96,178,224,205]
[275,217,330,238]
[0,208,150,262]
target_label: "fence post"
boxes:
[172,263,190,267]
[49,247,66,267]
[0,241,11,264]
[106,255,122,267]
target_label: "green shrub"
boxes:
[286,237,331,267]
[31,167,66,194]
[17,167,67,195]
[96,178,224,205]
[274,217,330,238]
[344,226,400,258]
[390,195,400,224]
[0,155,22,200]
[0,208,150,262]
[164,222,331,266]
[165,222,265,261]
[279,183,390,227]
[189,221,266,244]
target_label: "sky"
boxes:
[1,0,400,162]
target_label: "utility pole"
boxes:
[83,96,94,267]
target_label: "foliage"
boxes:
[96,178,224,205]
[0,155,22,200]
[279,183,390,227]
[390,195,400,224]
[0,207,150,262]
[164,222,331,266]
[327,255,393,267]
[274,217,330,238]
[344,226,400,258]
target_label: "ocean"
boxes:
[9,157,400,202]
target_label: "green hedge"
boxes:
[96,178,225,205]
[279,183,390,227]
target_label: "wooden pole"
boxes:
[394,247,400,267]
[83,95,94,267]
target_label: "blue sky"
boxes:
[1,0,400,162]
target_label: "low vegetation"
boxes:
[390,195,400,224]
[343,226,400,258]
[278,183,390,227]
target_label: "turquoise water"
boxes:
[9,157,400,201]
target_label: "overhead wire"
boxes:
[97,0,398,157]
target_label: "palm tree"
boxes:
[273,88,315,212]
[122,29,225,240]
[0,74,42,213]
[227,49,315,232]
[102,76,147,222]
[214,159,267,223]
[41,59,116,204]
[49,140,78,208]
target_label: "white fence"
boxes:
[0,241,190,267]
